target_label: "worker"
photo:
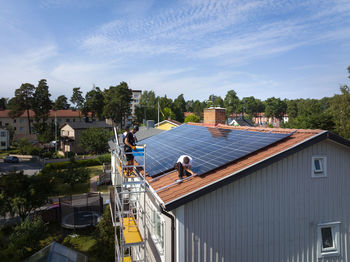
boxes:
[123,125,139,176]
[175,155,195,182]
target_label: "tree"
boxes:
[53,95,70,110]
[0,97,7,110]
[32,79,52,142]
[239,96,264,118]
[224,90,240,115]
[83,86,105,120]
[8,83,35,134]
[161,107,176,121]
[330,86,350,139]
[79,127,110,154]
[264,97,287,121]
[103,82,132,128]
[208,95,224,107]
[70,87,85,114]
[135,91,158,122]
[0,171,52,221]
[184,113,200,123]
[192,100,205,117]
[94,208,115,261]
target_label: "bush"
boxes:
[97,154,111,164]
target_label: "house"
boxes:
[227,116,255,126]
[60,121,112,153]
[156,119,182,130]
[0,109,90,140]
[110,107,350,262]
[0,127,10,150]
[253,112,289,127]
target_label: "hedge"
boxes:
[42,158,102,173]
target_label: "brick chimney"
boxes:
[204,107,226,125]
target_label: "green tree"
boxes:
[224,90,240,115]
[103,82,132,127]
[264,97,287,121]
[239,96,264,117]
[208,95,224,107]
[83,86,105,120]
[135,90,158,122]
[70,87,85,116]
[193,100,205,117]
[0,171,51,221]
[8,83,35,134]
[53,95,70,110]
[161,107,176,121]
[184,113,200,123]
[0,97,7,110]
[330,86,350,139]
[0,217,48,261]
[79,127,110,154]
[32,79,52,142]
[94,208,115,261]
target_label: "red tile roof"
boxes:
[0,109,90,118]
[146,123,324,208]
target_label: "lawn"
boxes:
[87,165,104,178]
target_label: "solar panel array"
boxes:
[135,125,292,177]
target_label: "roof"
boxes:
[25,241,88,262]
[61,121,112,130]
[136,126,165,141]
[0,109,90,118]
[228,117,254,127]
[157,119,182,126]
[146,123,349,210]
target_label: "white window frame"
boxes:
[150,205,165,254]
[317,222,340,258]
[312,156,327,178]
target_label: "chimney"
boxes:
[146,120,155,128]
[204,107,226,126]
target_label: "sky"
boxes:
[1,0,350,101]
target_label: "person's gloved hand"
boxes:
[132,146,136,150]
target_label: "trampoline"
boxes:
[59,193,103,229]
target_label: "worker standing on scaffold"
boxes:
[123,125,139,176]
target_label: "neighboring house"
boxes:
[131,89,142,119]
[0,110,90,140]
[0,127,10,150]
[156,119,181,130]
[60,121,112,153]
[227,117,255,126]
[253,112,289,127]
[110,107,350,262]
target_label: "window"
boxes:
[0,131,5,137]
[150,207,164,253]
[13,119,16,123]
[14,127,16,130]
[318,222,340,257]
[62,130,65,136]
[20,127,24,131]
[1,141,5,147]
[66,119,70,122]
[312,156,327,177]
[20,119,24,123]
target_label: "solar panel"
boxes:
[135,125,292,177]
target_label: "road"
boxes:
[0,159,43,175]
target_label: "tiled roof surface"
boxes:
[0,109,90,118]
[63,121,112,130]
[146,123,323,206]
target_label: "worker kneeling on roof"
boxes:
[123,125,139,175]
[175,155,195,182]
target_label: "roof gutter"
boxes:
[165,130,330,210]
[160,205,175,262]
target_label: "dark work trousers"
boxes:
[176,162,191,179]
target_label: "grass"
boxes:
[87,165,104,178]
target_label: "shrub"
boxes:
[97,154,111,164]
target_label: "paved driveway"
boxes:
[0,159,43,175]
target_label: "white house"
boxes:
[110,108,350,262]
[0,127,10,150]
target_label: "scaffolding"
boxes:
[111,128,147,262]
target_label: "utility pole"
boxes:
[54,110,57,152]
[157,100,160,127]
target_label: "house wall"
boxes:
[0,128,9,149]
[181,139,350,262]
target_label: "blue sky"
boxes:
[1,0,350,101]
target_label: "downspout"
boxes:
[160,205,175,262]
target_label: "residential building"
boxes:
[60,121,112,153]
[131,89,142,118]
[0,110,89,140]
[253,112,289,127]
[227,116,255,126]
[0,127,10,150]
[156,119,181,130]
[110,107,350,262]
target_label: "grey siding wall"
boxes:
[183,139,350,262]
